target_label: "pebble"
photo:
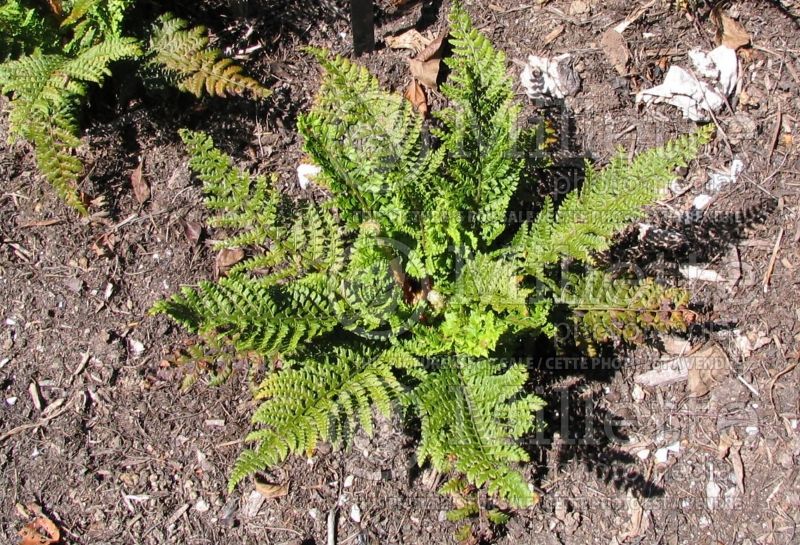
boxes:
[350,504,362,523]
[194,499,210,513]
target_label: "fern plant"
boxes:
[154,3,710,517]
[0,0,269,214]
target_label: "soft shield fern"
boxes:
[154,3,711,515]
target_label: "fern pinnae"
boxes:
[149,14,269,99]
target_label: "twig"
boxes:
[769,361,797,421]
[762,228,784,293]
[327,507,338,545]
[0,401,72,443]
[769,105,782,162]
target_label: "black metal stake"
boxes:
[350,0,375,56]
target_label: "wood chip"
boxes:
[600,28,630,75]
[543,24,565,46]
[18,515,60,545]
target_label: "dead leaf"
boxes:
[254,480,289,499]
[18,516,60,545]
[404,79,428,116]
[409,58,440,89]
[182,221,203,244]
[416,30,446,62]
[601,28,630,75]
[543,24,565,46]
[45,0,62,17]
[687,343,730,397]
[215,248,245,275]
[408,30,446,89]
[131,157,150,204]
[616,490,647,542]
[719,14,751,50]
[385,29,431,54]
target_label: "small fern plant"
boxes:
[154,3,710,514]
[0,0,269,214]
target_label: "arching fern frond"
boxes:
[0,36,141,213]
[413,357,544,507]
[149,14,269,99]
[228,346,423,490]
[513,126,713,276]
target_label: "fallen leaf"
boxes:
[600,28,630,75]
[687,343,730,397]
[409,58,440,89]
[215,248,245,275]
[718,14,751,50]
[404,79,428,116]
[131,157,150,204]
[45,0,62,17]
[416,30,446,62]
[254,480,289,499]
[408,30,446,89]
[385,29,431,54]
[616,490,646,541]
[543,24,565,46]
[182,221,203,244]
[733,329,771,358]
[18,516,60,545]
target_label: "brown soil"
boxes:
[2,1,799,544]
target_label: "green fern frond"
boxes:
[298,48,439,235]
[228,346,421,490]
[149,14,269,99]
[413,357,543,507]
[0,36,140,213]
[437,3,520,245]
[514,126,713,275]
[0,0,59,59]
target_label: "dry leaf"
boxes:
[404,79,428,116]
[720,15,750,50]
[385,29,431,54]
[543,24,565,46]
[131,158,150,204]
[416,30,446,62]
[408,30,446,89]
[182,221,203,244]
[215,248,245,275]
[254,480,289,499]
[600,28,630,75]
[687,343,730,397]
[409,58,440,89]
[616,490,646,542]
[45,0,62,17]
[18,516,60,545]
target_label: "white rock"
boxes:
[637,449,651,460]
[297,163,321,190]
[343,474,354,488]
[194,499,210,513]
[692,194,713,210]
[350,504,362,523]
[6,397,17,406]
